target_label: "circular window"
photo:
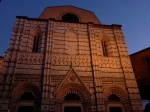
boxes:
[62,13,79,22]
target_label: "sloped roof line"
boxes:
[130,47,150,56]
[44,5,95,13]
[39,5,100,23]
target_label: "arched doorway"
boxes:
[103,86,131,112]
[64,93,82,112]
[10,83,41,112]
[18,92,35,112]
[107,94,123,112]
[56,83,91,112]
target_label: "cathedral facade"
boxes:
[0,6,143,112]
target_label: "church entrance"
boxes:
[63,93,82,112]
[107,94,123,112]
[17,92,35,112]
[64,106,81,112]
[11,83,41,112]
[18,106,34,112]
[56,83,91,112]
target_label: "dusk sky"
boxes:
[0,0,150,56]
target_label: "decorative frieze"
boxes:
[93,56,121,68]
[52,55,91,66]
[17,53,44,64]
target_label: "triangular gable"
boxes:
[56,67,88,92]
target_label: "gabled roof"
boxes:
[39,5,101,24]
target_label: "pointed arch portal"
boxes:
[10,83,41,112]
[103,86,130,112]
[56,83,91,112]
[64,92,82,112]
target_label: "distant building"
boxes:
[130,47,150,111]
[0,5,143,112]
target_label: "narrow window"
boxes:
[32,36,40,52]
[102,41,107,56]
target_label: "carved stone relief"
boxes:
[93,56,121,68]
[52,54,91,66]
[17,53,44,64]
